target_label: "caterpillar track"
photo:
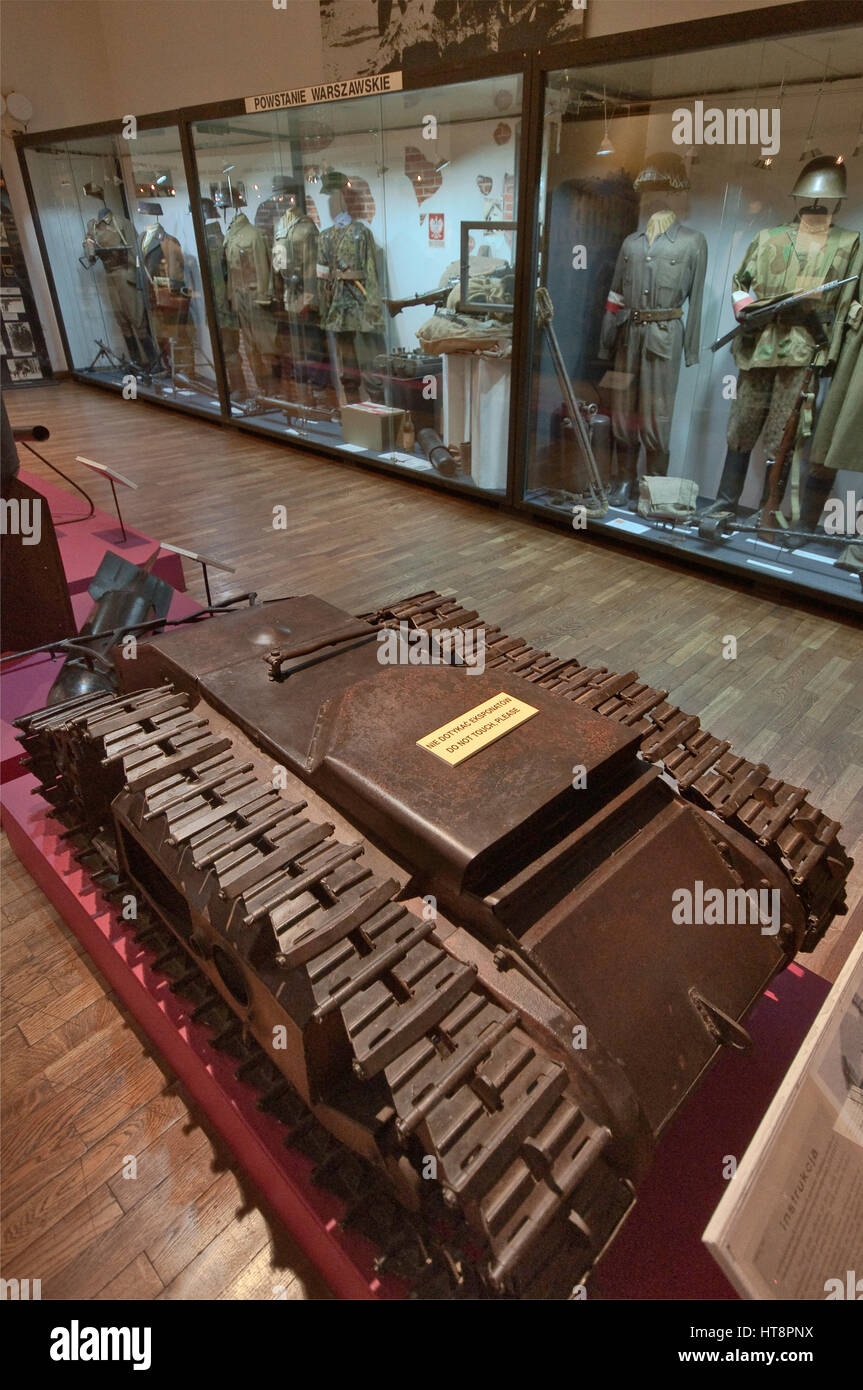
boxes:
[359,590,850,946]
[17,688,632,1299]
[16,587,852,1298]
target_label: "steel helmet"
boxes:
[791,155,847,200]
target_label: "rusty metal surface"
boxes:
[18,689,634,1297]
[17,582,853,1299]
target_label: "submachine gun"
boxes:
[710,275,856,353]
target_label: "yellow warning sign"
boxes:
[417,691,538,766]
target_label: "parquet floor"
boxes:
[3,379,862,1300]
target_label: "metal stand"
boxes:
[160,543,236,605]
[108,477,127,542]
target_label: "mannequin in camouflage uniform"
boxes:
[317,173,385,403]
[709,157,860,518]
[81,208,155,368]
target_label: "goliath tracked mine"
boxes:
[16,588,852,1299]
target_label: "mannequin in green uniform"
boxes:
[706,156,860,519]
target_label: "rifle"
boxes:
[384,285,452,317]
[710,275,857,353]
[757,351,819,544]
[536,287,608,517]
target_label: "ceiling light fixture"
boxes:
[596,87,614,157]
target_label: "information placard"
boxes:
[704,931,863,1300]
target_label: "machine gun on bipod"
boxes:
[384,285,452,317]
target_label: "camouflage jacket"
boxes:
[731,220,860,371]
[317,220,384,332]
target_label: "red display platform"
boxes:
[18,468,186,595]
[1,774,398,1302]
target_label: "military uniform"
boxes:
[139,224,191,368]
[225,212,278,391]
[726,218,860,456]
[599,218,707,476]
[318,218,385,402]
[273,211,329,392]
[82,210,154,367]
[204,219,245,397]
[274,212,319,317]
[317,219,384,333]
[810,298,863,474]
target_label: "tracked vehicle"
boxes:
[16,588,852,1298]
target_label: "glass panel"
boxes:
[525,27,863,608]
[25,127,221,415]
[192,72,522,491]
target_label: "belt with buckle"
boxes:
[630,307,683,326]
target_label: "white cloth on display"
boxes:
[442,354,511,491]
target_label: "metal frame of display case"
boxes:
[12,0,863,612]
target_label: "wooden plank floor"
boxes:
[3,379,862,1300]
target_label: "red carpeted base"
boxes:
[1,773,398,1301]
[18,469,186,595]
[594,961,828,1300]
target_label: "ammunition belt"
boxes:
[359,591,851,949]
[16,689,632,1299]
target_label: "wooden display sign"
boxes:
[245,72,403,113]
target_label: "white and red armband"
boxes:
[605,289,625,315]
[732,289,756,320]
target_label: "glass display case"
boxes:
[191,72,521,492]
[24,126,222,414]
[522,24,863,604]
[14,5,862,610]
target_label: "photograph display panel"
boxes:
[525,28,863,605]
[191,73,521,490]
[24,128,221,414]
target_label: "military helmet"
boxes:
[633,152,690,193]
[791,155,847,200]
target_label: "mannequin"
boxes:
[706,156,860,519]
[81,205,155,368]
[136,201,191,370]
[201,197,245,397]
[598,155,707,507]
[317,172,385,403]
[806,248,863,548]
[271,179,329,399]
[224,203,278,394]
